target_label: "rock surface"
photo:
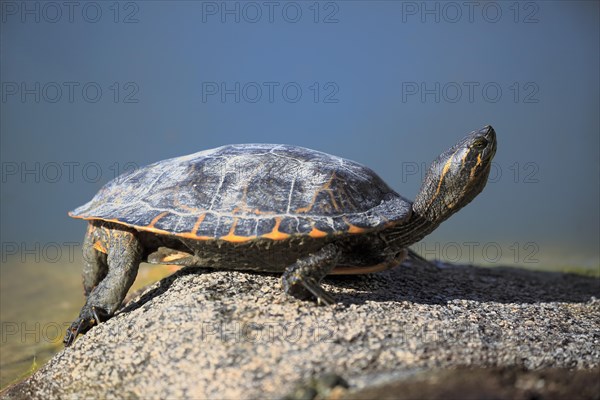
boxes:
[2,261,599,399]
[320,367,600,400]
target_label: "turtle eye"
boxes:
[472,138,487,149]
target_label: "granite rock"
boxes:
[2,262,599,399]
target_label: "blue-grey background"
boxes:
[1,1,599,268]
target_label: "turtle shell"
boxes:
[70,144,412,242]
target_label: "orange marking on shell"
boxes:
[148,211,169,228]
[93,240,107,254]
[295,205,313,214]
[70,214,251,241]
[296,172,336,214]
[180,203,203,213]
[218,217,255,243]
[308,227,328,238]
[194,235,215,240]
[347,224,366,234]
[342,216,366,234]
[327,189,340,211]
[74,214,374,242]
[261,217,290,241]
[191,214,206,235]
[140,224,214,240]
[219,234,256,243]
[252,208,274,215]
[173,196,203,214]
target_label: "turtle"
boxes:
[63,125,497,346]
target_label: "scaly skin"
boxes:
[282,243,341,305]
[64,226,142,346]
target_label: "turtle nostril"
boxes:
[481,125,496,143]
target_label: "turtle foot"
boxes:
[282,245,340,306]
[63,306,110,347]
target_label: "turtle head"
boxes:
[412,125,497,224]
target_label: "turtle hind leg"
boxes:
[64,226,143,346]
[282,243,341,306]
[82,223,109,296]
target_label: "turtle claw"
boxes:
[63,306,110,347]
[63,318,90,347]
[91,306,110,325]
[300,277,335,306]
[283,274,336,306]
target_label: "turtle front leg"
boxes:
[282,243,341,306]
[64,227,143,346]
